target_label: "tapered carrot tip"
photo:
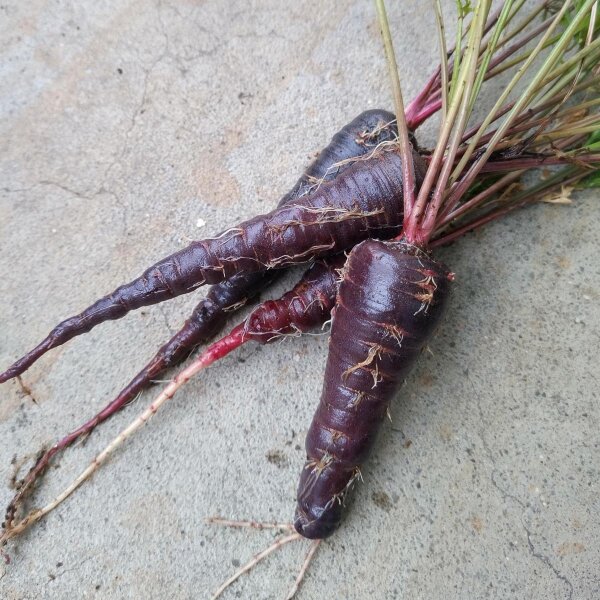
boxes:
[0,341,50,383]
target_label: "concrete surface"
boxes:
[1,2,599,599]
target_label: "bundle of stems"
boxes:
[383,0,599,249]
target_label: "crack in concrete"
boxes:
[466,370,574,599]
[466,369,529,510]
[2,186,34,194]
[488,468,526,512]
[44,555,93,587]
[3,182,129,238]
[36,180,92,200]
[2,180,91,199]
[524,523,574,600]
[101,8,169,189]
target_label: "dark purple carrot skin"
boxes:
[0,110,397,384]
[4,257,344,530]
[280,109,398,204]
[293,239,453,539]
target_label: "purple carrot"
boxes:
[294,240,453,539]
[0,110,402,384]
[3,256,344,538]
[0,112,400,516]
[2,110,401,525]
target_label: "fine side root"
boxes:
[264,242,336,270]
[208,517,322,600]
[207,517,295,532]
[356,119,397,145]
[276,205,386,229]
[380,322,407,347]
[342,343,387,384]
[211,532,301,600]
[300,131,398,196]
[285,539,322,600]
[0,329,244,549]
[4,446,49,532]
[331,138,400,169]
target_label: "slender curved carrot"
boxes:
[0,130,422,387]
[51,110,399,405]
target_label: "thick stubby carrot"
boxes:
[4,257,344,533]
[0,110,400,384]
[293,240,453,539]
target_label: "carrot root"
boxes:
[1,256,343,548]
[294,239,453,539]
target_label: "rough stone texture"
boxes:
[0,2,598,599]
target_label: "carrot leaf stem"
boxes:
[374,0,416,218]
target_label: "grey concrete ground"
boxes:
[1,1,599,599]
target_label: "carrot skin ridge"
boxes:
[0,110,399,384]
[239,256,344,344]
[294,240,452,539]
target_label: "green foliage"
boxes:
[461,173,504,201]
[560,0,599,46]
[584,129,600,150]
[547,0,599,46]
[456,0,473,18]
[576,168,600,188]
[576,129,600,186]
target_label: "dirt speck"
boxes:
[556,541,585,556]
[372,490,393,512]
[419,373,436,388]
[439,424,453,442]
[470,516,484,533]
[266,449,288,468]
[556,255,571,270]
